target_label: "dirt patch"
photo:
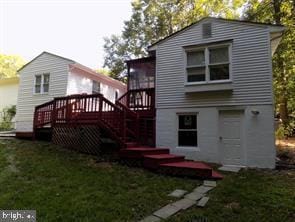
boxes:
[276,137,295,166]
[276,137,295,149]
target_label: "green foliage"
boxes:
[95,68,111,76]
[0,105,16,130]
[0,139,197,221]
[1,140,295,221]
[244,0,295,135]
[103,0,246,79]
[0,54,25,79]
[276,125,286,139]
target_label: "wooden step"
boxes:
[125,142,138,148]
[159,161,213,179]
[143,154,185,169]
[119,147,170,159]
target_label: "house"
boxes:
[32,17,284,176]
[0,77,19,126]
[16,51,126,137]
[147,17,284,169]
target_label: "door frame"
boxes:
[218,109,246,166]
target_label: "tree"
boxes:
[0,54,25,79]
[103,0,247,79]
[244,0,295,131]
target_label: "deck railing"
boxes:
[117,88,155,111]
[34,94,131,145]
[34,89,156,146]
[116,88,155,146]
[33,100,54,128]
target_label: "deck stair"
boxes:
[34,92,222,180]
[119,145,223,180]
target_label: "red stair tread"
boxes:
[144,154,184,159]
[160,161,212,170]
[122,147,169,151]
[211,170,223,180]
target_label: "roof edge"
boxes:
[148,16,285,50]
[17,51,75,72]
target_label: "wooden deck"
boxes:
[34,88,156,148]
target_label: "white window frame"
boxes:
[177,113,198,148]
[185,43,232,85]
[34,73,50,94]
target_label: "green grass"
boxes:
[0,139,294,222]
[0,139,198,221]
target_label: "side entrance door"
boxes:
[219,110,244,166]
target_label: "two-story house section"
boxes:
[16,52,126,138]
[148,17,284,169]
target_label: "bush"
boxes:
[0,105,16,131]
[275,118,295,139]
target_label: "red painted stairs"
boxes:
[119,143,223,180]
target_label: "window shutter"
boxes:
[202,23,212,38]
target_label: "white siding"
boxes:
[0,82,18,112]
[156,105,275,168]
[0,81,18,127]
[66,70,124,103]
[155,19,273,108]
[16,53,74,132]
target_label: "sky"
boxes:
[0,0,132,69]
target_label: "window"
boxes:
[209,47,229,81]
[178,114,198,147]
[92,81,101,94]
[43,74,50,93]
[34,73,50,94]
[186,44,231,83]
[186,50,206,82]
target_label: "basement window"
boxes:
[178,114,198,147]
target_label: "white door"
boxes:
[219,110,244,166]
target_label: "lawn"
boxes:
[0,139,294,222]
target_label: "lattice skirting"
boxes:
[52,125,102,155]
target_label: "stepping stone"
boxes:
[153,204,181,219]
[171,198,196,210]
[218,165,241,172]
[203,180,217,187]
[193,185,214,194]
[184,192,204,201]
[168,189,188,198]
[139,215,161,222]
[197,196,210,207]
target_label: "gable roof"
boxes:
[148,17,285,50]
[17,51,126,90]
[69,63,126,91]
[17,51,75,72]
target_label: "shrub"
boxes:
[0,105,16,130]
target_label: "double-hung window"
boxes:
[186,44,231,83]
[178,114,198,147]
[34,73,50,94]
[92,81,101,94]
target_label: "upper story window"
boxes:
[34,73,50,94]
[92,81,101,94]
[186,44,231,84]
